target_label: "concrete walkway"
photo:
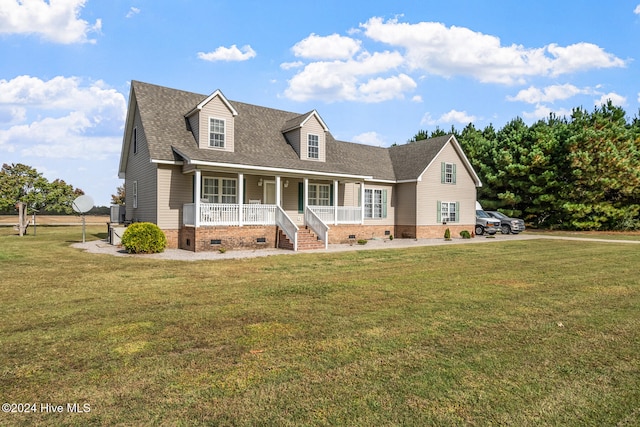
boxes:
[71,233,639,262]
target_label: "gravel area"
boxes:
[71,233,544,261]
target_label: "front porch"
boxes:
[178,168,369,251]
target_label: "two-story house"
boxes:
[117,81,481,251]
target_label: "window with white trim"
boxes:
[202,177,237,203]
[438,201,459,223]
[308,183,330,206]
[441,162,456,184]
[364,189,386,218]
[209,118,225,148]
[308,134,319,159]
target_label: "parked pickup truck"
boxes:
[486,211,526,234]
[475,209,501,235]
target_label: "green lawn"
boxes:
[1,227,639,426]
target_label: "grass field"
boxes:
[1,226,639,426]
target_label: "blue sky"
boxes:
[1,0,639,206]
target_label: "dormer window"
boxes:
[308,134,319,159]
[209,118,226,148]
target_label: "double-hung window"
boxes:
[441,162,456,184]
[202,177,237,203]
[364,189,386,219]
[308,183,330,206]
[308,134,319,159]
[209,118,225,148]
[438,201,459,223]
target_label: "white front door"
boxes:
[264,181,276,204]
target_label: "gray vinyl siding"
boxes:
[283,129,301,158]
[199,96,235,152]
[125,106,157,224]
[395,182,417,225]
[157,165,192,229]
[187,114,199,145]
[416,143,477,225]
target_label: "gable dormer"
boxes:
[185,90,238,152]
[282,110,329,162]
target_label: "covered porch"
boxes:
[181,168,367,250]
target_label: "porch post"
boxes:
[238,172,244,226]
[333,179,338,225]
[303,177,309,213]
[360,181,365,225]
[194,169,201,227]
[275,176,281,207]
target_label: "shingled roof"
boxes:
[123,80,471,183]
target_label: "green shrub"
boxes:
[121,222,167,254]
[389,235,393,240]
[460,230,471,239]
[357,239,368,245]
[444,228,451,240]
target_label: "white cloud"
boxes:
[547,43,626,75]
[595,92,627,107]
[411,95,423,102]
[635,5,640,14]
[0,0,101,44]
[508,84,592,104]
[0,75,126,160]
[522,104,572,121]
[126,7,140,18]
[280,61,304,70]
[638,92,640,103]
[292,33,362,60]
[197,45,256,62]
[352,131,386,146]
[421,110,476,125]
[284,51,413,102]
[360,17,625,85]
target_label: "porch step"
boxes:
[278,227,325,251]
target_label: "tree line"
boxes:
[411,101,640,230]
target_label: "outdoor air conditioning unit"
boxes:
[110,204,125,223]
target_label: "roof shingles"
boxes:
[131,80,452,182]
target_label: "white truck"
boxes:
[475,202,501,236]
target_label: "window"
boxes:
[438,201,459,223]
[133,128,138,154]
[132,181,138,208]
[308,134,319,159]
[308,183,330,206]
[209,118,225,148]
[441,162,456,184]
[364,189,387,218]
[202,177,237,203]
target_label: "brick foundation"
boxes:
[327,224,395,244]
[166,223,477,252]
[178,225,277,252]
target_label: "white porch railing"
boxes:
[309,205,362,224]
[305,207,329,249]
[275,206,298,251]
[183,203,277,226]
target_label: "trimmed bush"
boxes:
[460,230,471,239]
[357,239,368,245]
[444,228,451,240]
[121,222,167,254]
